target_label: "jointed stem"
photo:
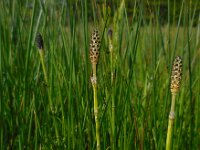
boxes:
[91,63,100,150]
[109,38,116,150]
[166,93,176,150]
[39,51,48,87]
[38,50,59,137]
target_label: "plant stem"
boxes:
[109,38,116,150]
[91,64,100,150]
[39,51,48,87]
[38,50,59,137]
[166,93,176,150]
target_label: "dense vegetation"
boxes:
[0,0,200,149]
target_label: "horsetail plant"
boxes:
[36,33,48,84]
[108,28,114,83]
[35,33,59,137]
[108,28,116,149]
[89,29,101,150]
[166,56,183,150]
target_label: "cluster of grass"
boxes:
[0,0,200,149]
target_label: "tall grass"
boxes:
[0,0,200,149]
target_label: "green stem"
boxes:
[111,94,115,149]
[38,50,59,138]
[39,51,52,106]
[92,64,100,150]
[166,93,176,150]
[109,38,116,150]
[109,39,114,84]
[39,51,48,87]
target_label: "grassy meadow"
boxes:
[0,0,200,149]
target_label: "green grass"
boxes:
[0,0,200,149]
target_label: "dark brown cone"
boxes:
[89,29,100,64]
[36,33,44,50]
